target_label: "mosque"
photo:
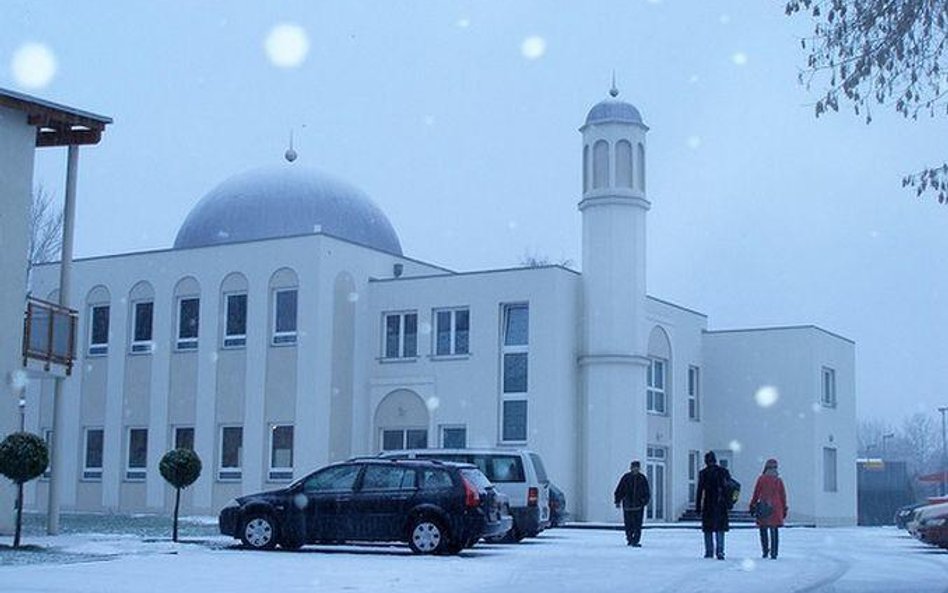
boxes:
[24,87,856,524]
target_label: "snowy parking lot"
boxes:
[2,523,947,593]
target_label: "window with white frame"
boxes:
[219,426,242,481]
[174,426,194,450]
[688,365,700,420]
[434,308,470,356]
[126,428,148,480]
[440,425,467,448]
[89,305,109,355]
[381,428,428,451]
[382,311,418,359]
[83,428,104,480]
[176,297,200,350]
[688,450,700,504]
[823,447,838,492]
[272,289,298,345]
[269,425,294,481]
[223,293,247,348]
[501,303,529,442]
[130,301,153,353]
[822,367,837,408]
[647,358,667,414]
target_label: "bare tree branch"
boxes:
[29,185,63,265]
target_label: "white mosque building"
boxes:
[24,88,856,525]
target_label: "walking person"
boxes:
[750,458,788,559]
[695,451,731,559]
[614,460,650,546]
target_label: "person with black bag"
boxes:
[695,450,732,560]
[749,458,788,559]
[613,460,650,547]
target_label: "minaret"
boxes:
[578,81,650,522]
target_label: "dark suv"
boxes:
[219,459,511,554]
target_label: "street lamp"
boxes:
[17,395,25,432]
[938,406,948,498]
[881,432,895,458]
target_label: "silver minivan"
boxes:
[380,448,551,540]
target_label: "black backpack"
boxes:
[722,475,741,510]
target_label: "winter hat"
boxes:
[765,458,778,469]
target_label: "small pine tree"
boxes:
[0,432,49,548]
[159,449,202,542]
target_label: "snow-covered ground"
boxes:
[1,526,946,593]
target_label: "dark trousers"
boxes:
[703,531,725,558]
[623,508,644,544]
[759,527,779,558]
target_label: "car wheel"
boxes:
[241,513,278,550]
[408,516,447,555]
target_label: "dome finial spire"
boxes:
[609,71,619,98]
[284,129,298,163]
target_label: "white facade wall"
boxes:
[702,327,857,525]
[0,105,36,534]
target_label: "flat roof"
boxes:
[0,87,111,147]
[704,324,854,344]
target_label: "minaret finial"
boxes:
[284,129,298,162]
[609,71,619,98]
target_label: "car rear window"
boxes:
[420,468,454,490]
[481,455,524,483]
[460,468,492,490]
[529,453,549,483]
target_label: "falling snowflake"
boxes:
[293,493,308,509]
[686,136,702,150]
[754,386,779,408]
[423,115,436,126]
[347,292,359,303]
[418,321,432,336]
[456,18,470,28]
[688,74,700,84]
[507,221,518,230]
[740,558,756,571]
[728,440,742,453]
[11,42,57,89]
[811,402,822,413]
[731,52,748,66]
[265,24,310,68]
[9,370,29,392]
[719,14,731,25]
[426,396,440,411]
[521,36,547,60]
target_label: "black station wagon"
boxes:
[219,459,511,554]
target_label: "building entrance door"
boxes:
[646,446,667,521]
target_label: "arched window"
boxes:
[128,281,155,353]
[647,326,672,415]
[220,273,249,348]
[269,268,299,346]
[85,285,111,356]
[173,277,201,351]
[636,143,646,191]
[583,144,590,193]
[615,140,633,188]
[592,140,609,189]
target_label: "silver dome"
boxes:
[173,165,403,255]
[584,98,644,126]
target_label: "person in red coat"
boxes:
[749,458,788,559]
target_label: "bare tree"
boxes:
[785,0,948,203]
[857,418,891,457]
[519,250,574,269]
[29,185,64,266]
[900,412,940,474]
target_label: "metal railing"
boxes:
[22,296,77,375]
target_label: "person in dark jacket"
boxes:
[613,460,651,546]
[750,458,788,559]
[695,451,731,559]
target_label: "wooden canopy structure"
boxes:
[0,87,112,147]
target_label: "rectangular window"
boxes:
[83,428,104,480]
[273,289,298,345]
[441,426,467,448]
[823,447,838,492]
[126,428,148,480]
[224,293,247,348]
[822,367,837,408]
[501,303,529,443]
[380,428,428,451]
[502,400,528,442]
[89,305,109,355]
[131,301,153,353]
[269,425,294,481]
[382,312,418,359]
[177,297,200,350]
[219,426,243,481]
[434,308,470,356]
[647,358,667,414]
[174,426,194,450]
[688,365,700,421]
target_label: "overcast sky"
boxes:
[4,1,946,425]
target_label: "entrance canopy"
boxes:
[0,88,111,146]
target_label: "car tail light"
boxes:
[463,477,481,508]
[527,487,539,507]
